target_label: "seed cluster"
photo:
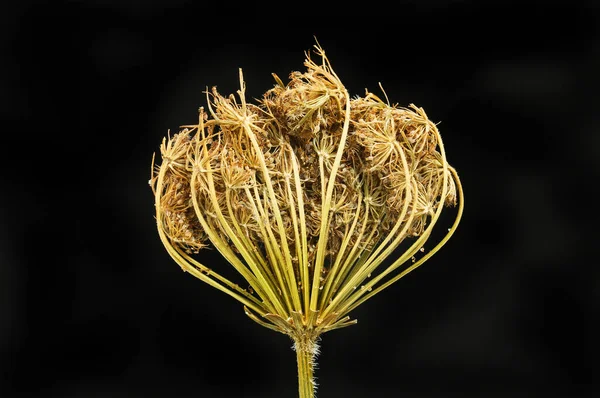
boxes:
[150,45,462,337]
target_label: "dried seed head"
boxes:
[150,43,463,338]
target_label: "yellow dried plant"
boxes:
[150,43,464,398]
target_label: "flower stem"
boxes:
[294,336,317,398]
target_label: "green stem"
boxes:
[294,337,317,398]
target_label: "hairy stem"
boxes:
[294,336,318,398]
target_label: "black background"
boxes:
[1,1,599,397]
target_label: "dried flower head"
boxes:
[150,43,463,397]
